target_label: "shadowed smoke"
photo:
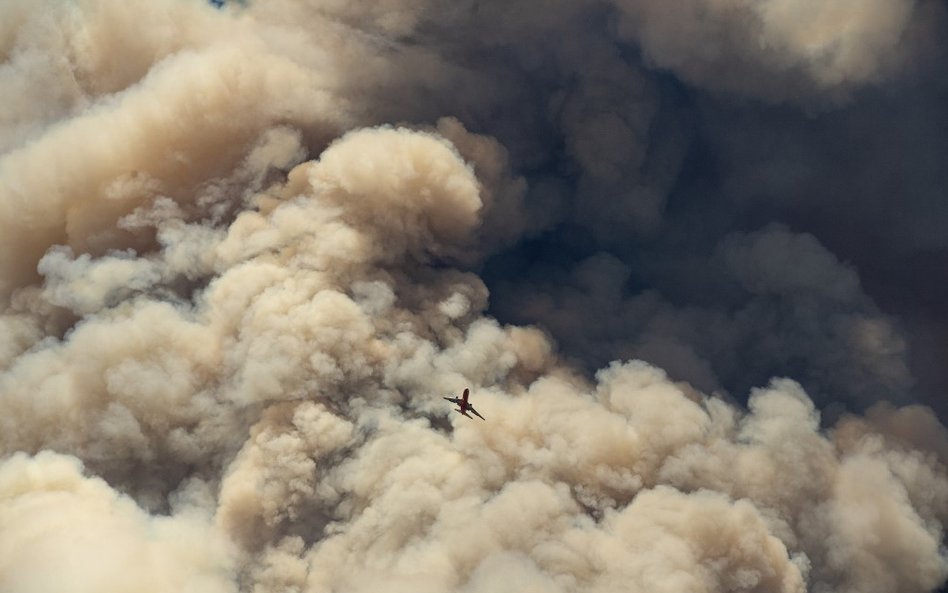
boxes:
[2,1,948,592]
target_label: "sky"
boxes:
[1,0,948,592]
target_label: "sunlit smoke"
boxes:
[2,1,948,592]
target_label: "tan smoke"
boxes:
[1,1,947,593]
[616,0,919,101]
[0,0,348,301]
[0,452,236,593]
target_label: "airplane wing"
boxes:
[443,397,461,405]
[469,406,485,420]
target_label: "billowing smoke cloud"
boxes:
[488,224,913,407]
[617,0,925,102]
[2,0,948,592]
[0,452,236,593]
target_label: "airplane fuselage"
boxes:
[444,388,484,420]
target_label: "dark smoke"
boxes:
[2,0,948,591]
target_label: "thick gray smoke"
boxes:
[2,0,948,592]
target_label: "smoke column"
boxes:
[2,0,948,591]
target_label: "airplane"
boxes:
[444,388,485,420]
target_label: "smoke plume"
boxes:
[2,0,948,592]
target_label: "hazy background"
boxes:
[2,0,948,591]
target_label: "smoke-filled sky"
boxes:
[2,0,948,591]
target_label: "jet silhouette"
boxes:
[443,388,485,420]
